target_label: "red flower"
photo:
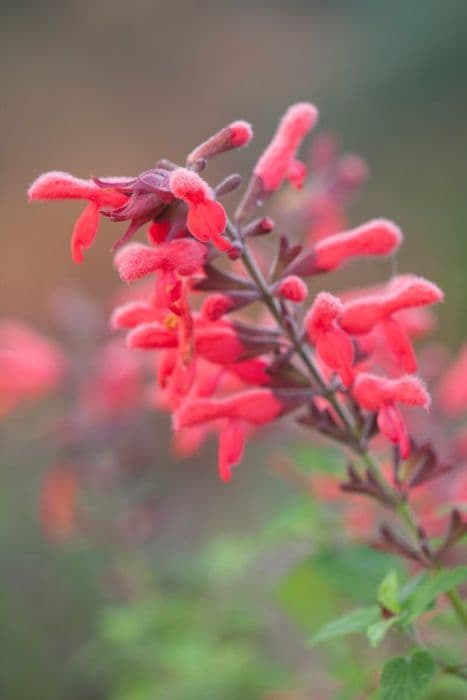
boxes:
[288,219,402,277]
[114,239,207,281]
[353,373,430,458]
[254,102,318,192]
[341,275,443,372]
[169,168,230,251]
[28,171,128,263]
[174,388,306,480]
[305,292,354,387]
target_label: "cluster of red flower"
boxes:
[28,102,447,485]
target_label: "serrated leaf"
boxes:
[309,605,380,646]
[367,617,397,648]
[380,649,436,700]
[407,566,467,620]
[378,571,400,614]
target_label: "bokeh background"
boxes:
[2,1,467,699]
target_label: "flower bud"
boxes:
[187,121,253,164]
[275,275,308,302]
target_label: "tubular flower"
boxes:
[169,168,229,251]
[187,120,253,164]
[174,388,307,480]
[353,373,431,458]
[30,99,455,493]
[114,239,207,282]
[305,292,354,387]
[341,275,443,372]
[175,388,304,428]
[254,102,318,192]
[288,219,402,277]
[28,171,129,263]
[126,317,277,366]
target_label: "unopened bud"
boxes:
[187,120,253,164]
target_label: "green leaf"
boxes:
[309,606,380,646]
[407,566,467,621]
[378,571,400,614]
[380,649,437,700]
[366,617,397,648]
[399,572,428,604]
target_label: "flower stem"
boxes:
[229,218,467,634]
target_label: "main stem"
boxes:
[229,218,467,632]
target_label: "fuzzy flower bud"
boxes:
[275,275,308,302]
[187,121,253,164]
[200,291,258,321]
[243,217,274,238]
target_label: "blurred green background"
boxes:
[2,1,467,699]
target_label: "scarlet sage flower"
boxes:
[169,168,230,251]
[174,388,307,480]
[114,240,208,282]
[253,102,318,192]
[353,373,431,458]
[288,219,402,277]
[341,275,443,373]
[305,292,354,387]
[236,102,318,220]
[28,171,129,263]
